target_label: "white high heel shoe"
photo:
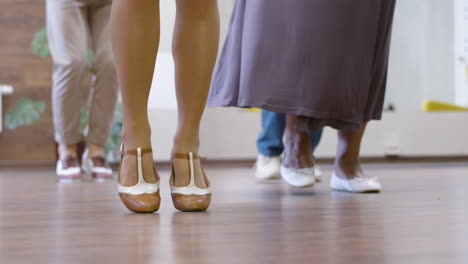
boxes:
[280,165,316,188]
[170,152,211,212]
[118,145,160,213]
[330,172,381,193]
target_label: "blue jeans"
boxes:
[257,110,323,157]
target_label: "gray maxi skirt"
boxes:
[207,0,396,130]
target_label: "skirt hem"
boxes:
[207,99,382,131]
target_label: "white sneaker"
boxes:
[82,150,113,182]
[330,172,381,193]
[314,166,323,182]
[280,165,315,188]
[56,156,82,182]
[255,154,281,180]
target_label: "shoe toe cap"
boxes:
[171,193,211,212]
[119,192,161,213]
[366,180,382,192]
[281,167,315,188]
[351,179,382,193]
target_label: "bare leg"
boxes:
[282,115,314,169]
[334,123,367,179]
[110,0,160,186]
[172,0,220,187]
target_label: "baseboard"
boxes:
[1,156,467,169]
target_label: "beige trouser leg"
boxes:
[87,3,118,145]
[47,0,88,144]
[47,0,118,146]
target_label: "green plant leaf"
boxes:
[32,27,50,58]
[87,49,95,73]
[5,97,46,130]
[80,103,90,134]
[104,103,123,162]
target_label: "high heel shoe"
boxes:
[170,152,211,212]
[118,144,160,213]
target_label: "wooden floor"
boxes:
[1,162,468,264]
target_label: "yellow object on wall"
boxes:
[245,107,261,112]
[423,100,468,111]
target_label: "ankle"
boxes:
[121,126,152,149]
[58,143,77,160]
[172,142,200,154]
[282,146,314,169]
[283,133,313,169]
[334,156,362,176]
[87,143,105,158]
[335,155,360,168]
[173,133,200,154]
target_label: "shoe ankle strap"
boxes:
[172,153,205,160]
[121,147,153,156]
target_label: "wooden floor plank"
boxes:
[0,163,467,264]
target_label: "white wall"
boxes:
[454,0,468,105]
[386,0,455,111]
[150,108,468,161]
[157,0,234,53]
[148,0,234,109]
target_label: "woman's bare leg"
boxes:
[110,0,160,185]
[334,123,367,179]
[171,0,220,187]
[282,115,314,169]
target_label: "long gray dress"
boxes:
[208,0,396,130]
